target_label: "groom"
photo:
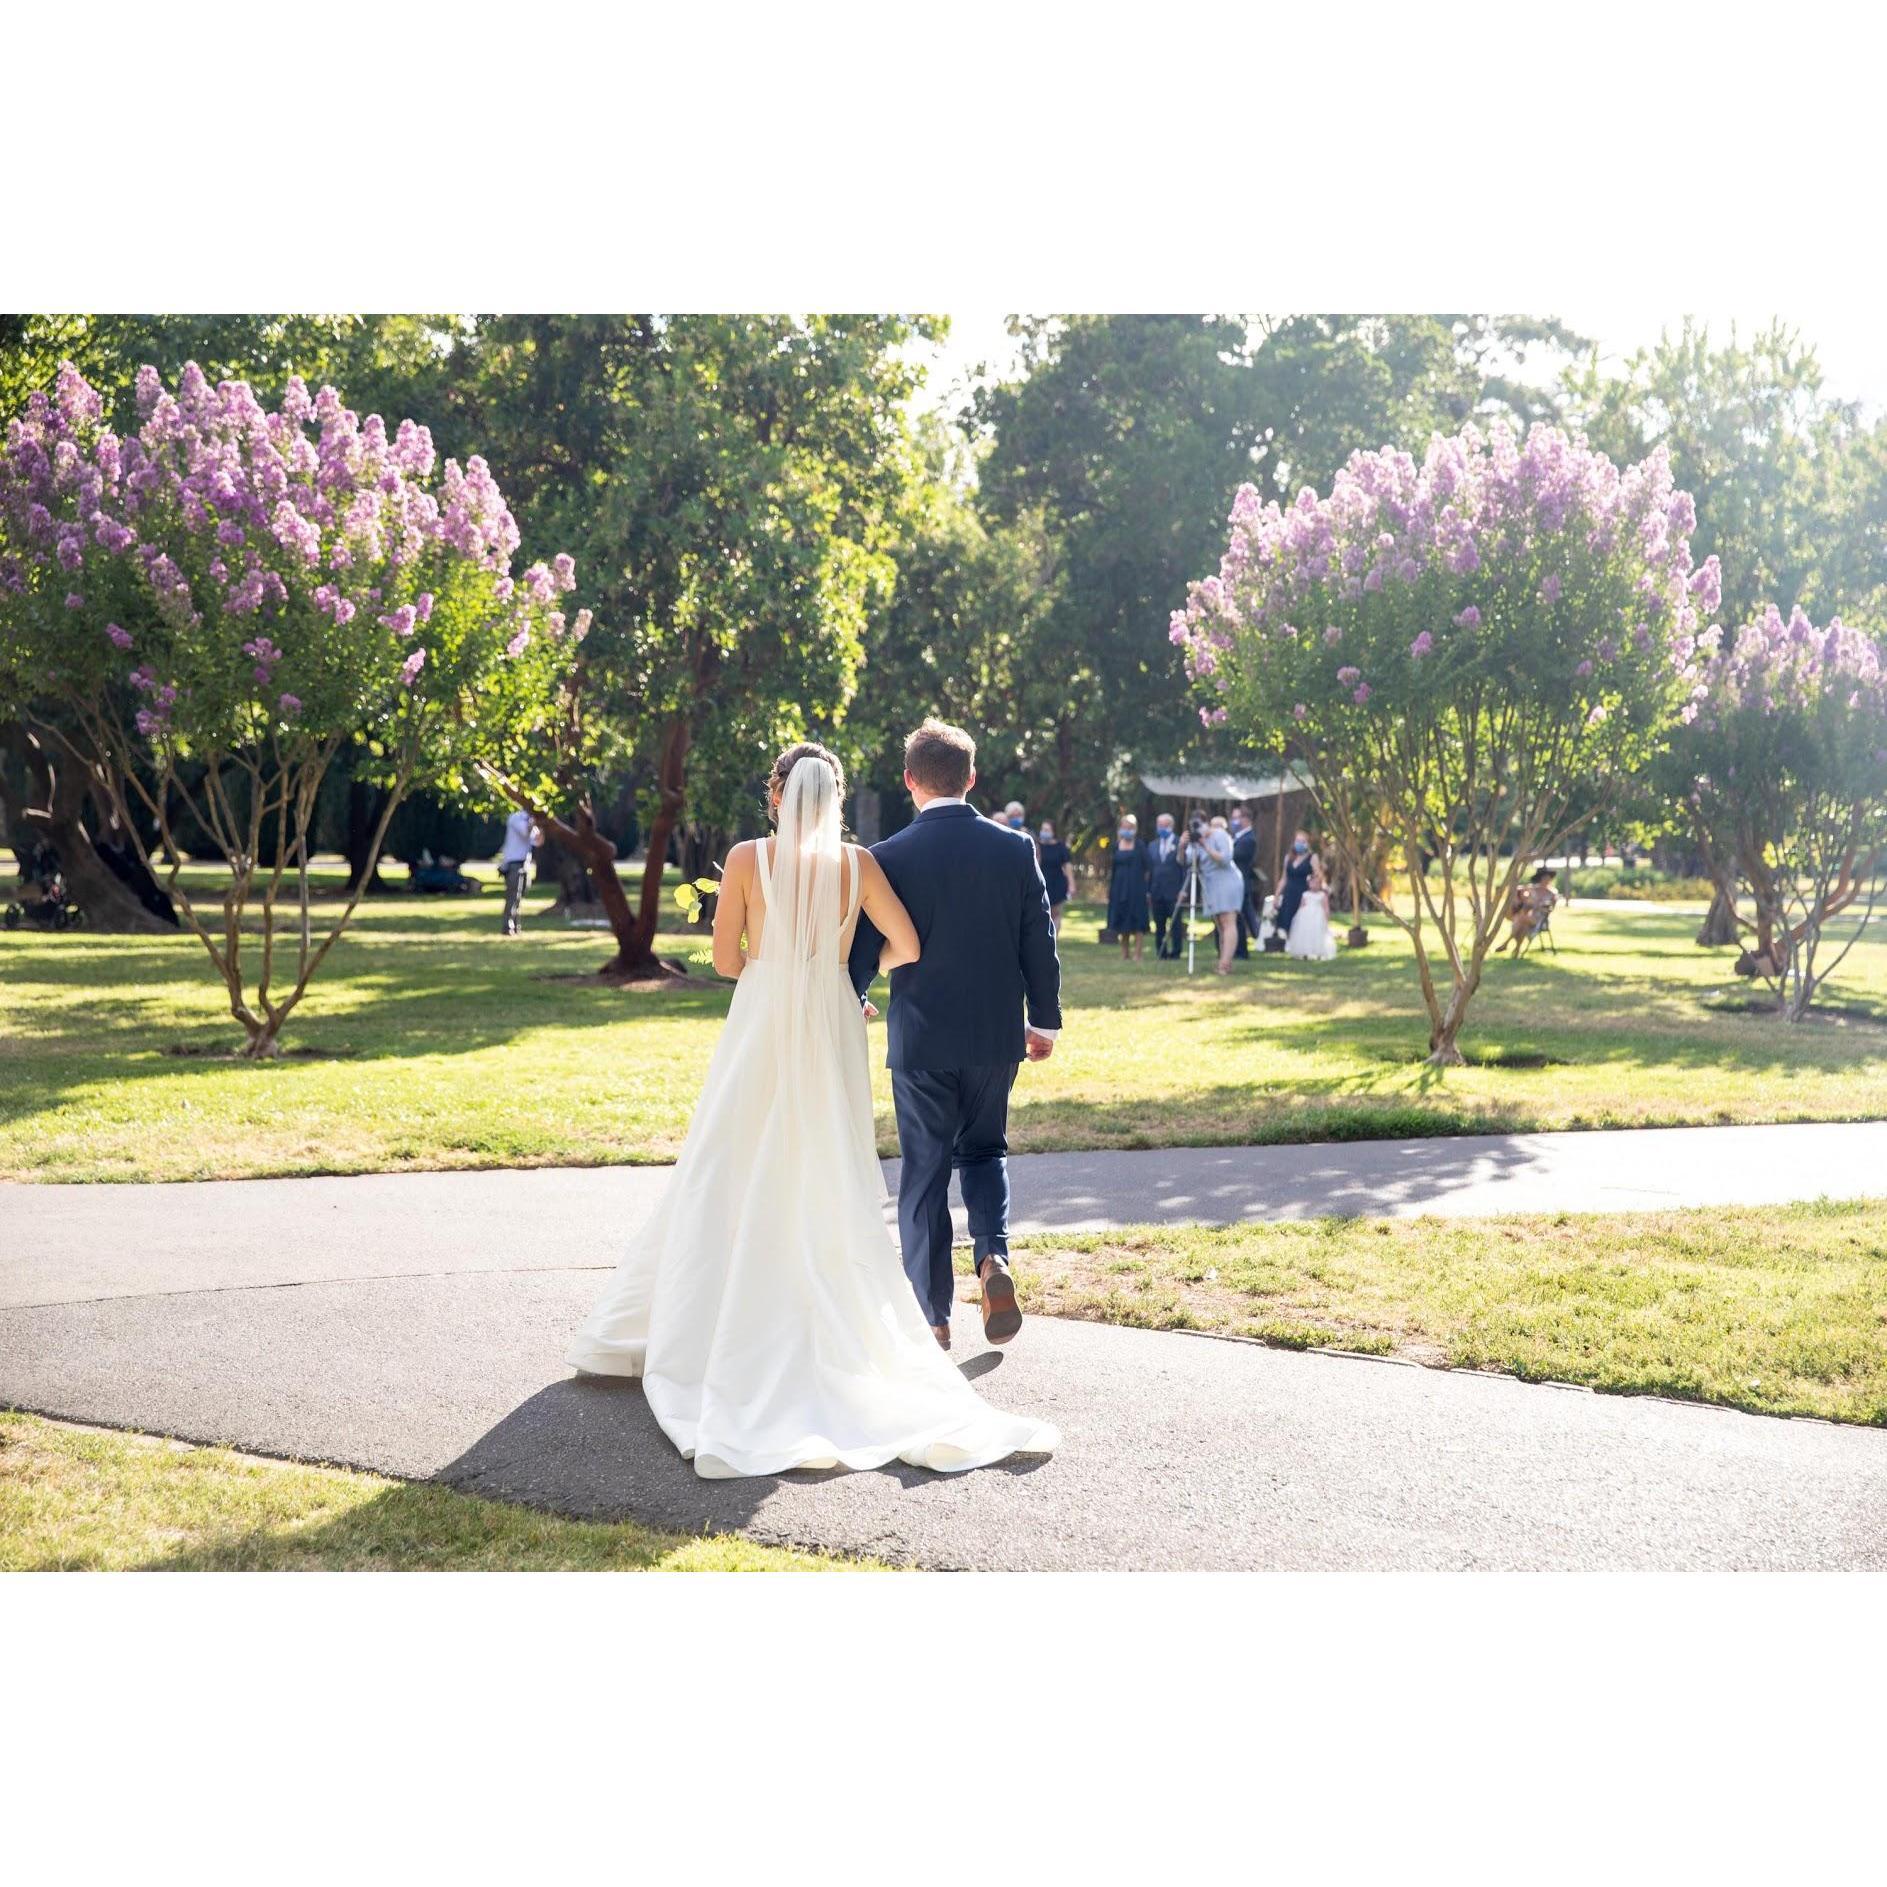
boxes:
[848,718,1063,1351]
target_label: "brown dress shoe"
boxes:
[932,1323,952,1351]
[978,1256,1022,1345]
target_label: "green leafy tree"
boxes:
[845,420,1074,823]
[1568,321,1833,633]
[467,314,931,977]
[1248,313,1589,503]
[971,316,1272,823]
[1568,319,1887,942]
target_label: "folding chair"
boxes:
[1515,901,1557,955]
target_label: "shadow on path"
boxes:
[435,1372,1047,1549]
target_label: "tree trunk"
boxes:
[4,722,175,934]
[484,718,693,983]
[535,795,680,981]
[1696,883,1738,948]
[618,714,693,980]
[541,835,595,914]
[344,780,393,896]
[1425,943,1491,1066]
[1426,977,1476,1065]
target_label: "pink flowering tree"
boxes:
[0,362,582,1057]
[1173,420,1717,1063]
[1677,606,1887,1020]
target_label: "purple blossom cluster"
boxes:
[1689,605,1887,735]
[1,361,583,740]
[1170,419,1719,726]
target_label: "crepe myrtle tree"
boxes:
[1173,420,1718,1063]
[1677,605,1887,1020]
[0,361,581,1057]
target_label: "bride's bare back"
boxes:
[713,836,919,977]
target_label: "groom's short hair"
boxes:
[904,718,976,796]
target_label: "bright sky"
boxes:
[914,312,1887,421]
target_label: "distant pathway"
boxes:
[4,1119,1884,1569]
[5,1119,1884,1312]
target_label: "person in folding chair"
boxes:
[1504,867,1560,954]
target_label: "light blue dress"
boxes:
[1200,829,1243,916]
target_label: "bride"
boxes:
[567,742,1060,1480]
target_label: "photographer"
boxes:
[1186,813,1244,975]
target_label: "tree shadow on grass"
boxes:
[0,934,737,1133]
[126,1477,682,1572]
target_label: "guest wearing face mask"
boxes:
[1229,804,1262,958]
[1274,829,1319,942]
[1106,812,1152,960]
[1147,812,1186,958]
[1036,818,1072,934]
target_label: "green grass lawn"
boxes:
[990,1197,1887,1426]
[0,1412,868,1570]
[2,860,1885,1183]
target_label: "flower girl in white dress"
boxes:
[567,743,1059,1480]
[1286,886,1338,960]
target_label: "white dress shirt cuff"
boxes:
[1025,1024,1059,1039]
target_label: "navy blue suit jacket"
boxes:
[1147,829,1186,901]
[847,803,1063,1071]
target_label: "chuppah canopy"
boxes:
[1137,766,1314,802]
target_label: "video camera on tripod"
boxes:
[1169,813,1210,973]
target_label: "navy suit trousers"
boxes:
[889,1063,1018,1327]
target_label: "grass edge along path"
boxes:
[0,1412,875,1572]
[990,1196,1887,1428]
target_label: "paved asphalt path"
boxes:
[7,1119,1886,1311]
[4,1119,1885,1569]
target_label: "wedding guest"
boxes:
[1037,819,1073,934]
[1504,867,1560,951]
[1107,812,1151,959]
[498,805,542,937]
[1196,814,1243,975]
[1273,829,1320,943]
[1002,800,1029,833]
[1230,804,1261,958]
[1147,812,1185,958]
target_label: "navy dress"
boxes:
[1037,839,1073,908]
[1275,851,1314,933]
[1107,842,1151,933]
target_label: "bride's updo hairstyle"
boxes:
[767,741,846,822]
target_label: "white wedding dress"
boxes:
[1286,887,1338,960]
[567,756,1059,1480]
